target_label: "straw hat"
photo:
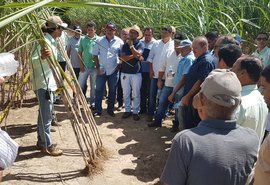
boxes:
[126,25,143,39]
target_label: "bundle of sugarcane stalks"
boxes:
[30,14,104,175]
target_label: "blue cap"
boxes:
[231,33,242,45]
[178,39,192,48]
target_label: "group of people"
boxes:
[24,14,270,184]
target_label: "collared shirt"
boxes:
[159,49,182,87]
[140,38,157,72]
[0,129,18,169]
[254,134,270,185]
[56,31,68,62]
[147,39,174,79]
[183,52,215,96]
[161,119,259,185]
[236,84,268,142]
[252,46,270,68]
[31,33,58,91]
[66,36,81,68]
[92,36,123,75]
[78,34,99,69]
[173,51,194,96]
[121,40,144,74]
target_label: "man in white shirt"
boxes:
[146,26,174,122]
[231,55,268,142]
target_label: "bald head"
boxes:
[192,36,208,58]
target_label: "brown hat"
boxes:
[46,16,67,29]
[200,69,242,107]
[126,25,143,39]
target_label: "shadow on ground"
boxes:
[3,170,85,183]
[97,112,176,184]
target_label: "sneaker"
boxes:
[107,110,115,117]
[170,125,180,133]
[122,112,132,119]
[147,122,162,128]
[133,114,140,121]
[41,145,63,156]
[93,111,102,117]
[36,143,57,150]
[146,115,153,122]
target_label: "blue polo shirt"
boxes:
[121,40,144,74]
[183,52,215,96]
[173,51,195,97]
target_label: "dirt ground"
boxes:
[1,91,177,185]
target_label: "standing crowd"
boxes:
[2,15,270,184]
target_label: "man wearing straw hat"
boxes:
[120,25,144,121]
[31,15,65,156]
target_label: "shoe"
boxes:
[50,128,57,132]
[41,145,62,156]
[146,115,153,122]
[51,120,61,126]
[107,111,115,117]
[115,105,122,111]
[122,112,132,119]
[133,114,140,121]
[148,122,162,128]
[93,111,101,117]
[36,143,57,150]
[170,125,180,133]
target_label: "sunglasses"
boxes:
[256,37,268,41]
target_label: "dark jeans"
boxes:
[140,72,150,113]
[183,95,201,129]
[117,71,123,107]
[73,68,80,80]
[95,70,119,113]
[148,78,165,116]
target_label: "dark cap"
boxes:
[106,22,116,30]
[73,25,82,32]
[161,26,173,33]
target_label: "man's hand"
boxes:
[149,70,154,79]
[79,65,85,73]
[181,94,190,106]
[40,48,52,60]
[168,93,174,103]
[157,79,164,89]
[128,40,133,47]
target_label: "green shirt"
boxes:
[78,34,98,69]
[30,33,58,91]
[252,46,270,68]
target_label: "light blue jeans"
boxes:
[78,68,97,106]
[121,73,142,114]
[35,89,53,147]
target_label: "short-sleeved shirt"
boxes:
[0,129,18,169]
[78,34,99,69]
[121,40,144,74]
[159,49,182,87]
[183,52,215,96]
[173,51,194,96]
[147,39,174,79]
[252,46,270,68]
[66,36,81,68]
[92,36,123,75]
[140,39,157,72]
[236,84,268,142]
[31,33,58,91]
[161,119,259,185]
[56,32,68,62]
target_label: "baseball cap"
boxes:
[106,22,116,30]
[177,39,192,48]
[74,25,82,32]
[200,69,241,107]
[46,16,68,29]
[231,33,242,45]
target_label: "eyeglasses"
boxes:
[256,37,268,41]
